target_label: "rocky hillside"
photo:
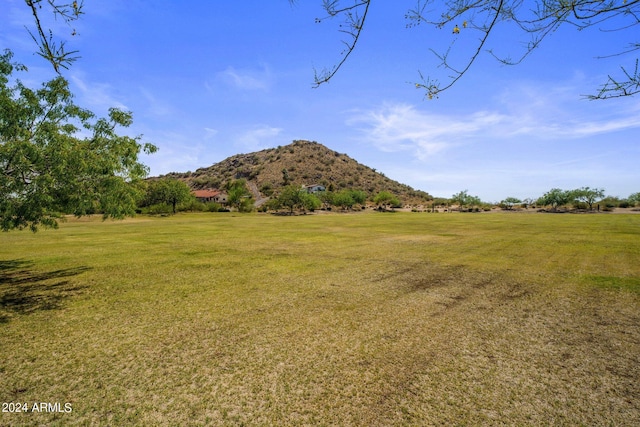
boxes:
[162,140,432,204]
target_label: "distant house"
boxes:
[304,184,326,193]
[193,190,228,204]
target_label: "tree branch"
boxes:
[312,0,371,87]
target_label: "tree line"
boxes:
[138,179,404,216]
[447,188,640,213]
[140,180,640,216]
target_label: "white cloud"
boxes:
[139,88,175,118]
[347,103,508,159]
[348,87,640,161]
[235,125,283,151]
[204,128,218,139]
[70,74,128,113]
[139,130,210,176]
[216,65,272,91]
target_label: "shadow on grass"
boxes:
[0,259,91,323]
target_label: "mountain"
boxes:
[162,140,432,205]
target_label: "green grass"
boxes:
[1,212,639,426]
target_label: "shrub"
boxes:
[146,203,172,215]
[179,200,206,212]
[260,183,274,197]
[205,202,223,212]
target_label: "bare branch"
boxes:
[312,0,371,87]
[306,0,639,99]
[586,58,640,100]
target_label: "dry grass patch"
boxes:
[0,212,638,425]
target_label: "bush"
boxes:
[145,203,172,215]
[205,202,224,212]
[179,200,206,212]
[260,182,273,197]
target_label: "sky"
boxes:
[1,0,639,202]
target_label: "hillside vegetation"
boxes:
[163,140,432,204]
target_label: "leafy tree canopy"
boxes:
[0,50,157,231]
[501,197,522,210]
[144,178,193,214]
[450,190,482,209]
[226,179,254,212]
[276,185,321,213]
[570,186,605,210]
[537,188,571,210]
[374,191,401,209]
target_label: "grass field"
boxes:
[1,212,639,426]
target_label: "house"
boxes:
[304,184,326,193]
[193,190,228,204]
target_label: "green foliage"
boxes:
[451,190,482,211]
[500,197,522,210]
[276,186,301,213]
[627,192,640,206]
[316,191,334,209]
[570,187,605,211]
[143,178,193,214]
[300,192,321,211]
[537,188,571,211]
[275,185,320,213]
[226,179,254,212]
[178,199,206,213]
[144,203,173,215]
[350,190,367,206]
[599,196,622,209]
[0,50,156,231]
[205,202,224,212]
[374,191,401,210]
[260,183,274,197]
[281,168,291,186]
[333,190,355,210]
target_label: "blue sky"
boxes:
[1,0,638,201]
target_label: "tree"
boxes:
[450,190,481,211]
[537,188,571,211]
[1,50,157,231]
[571,187,605,211]
[500,197,522,210]
[350,190,368,207]
[144,179,193,214]
[628,192,640,206]
[333,190,355,210]
[277,185,301,214]
[281,168,291,186]
[316,190,335,210]
[226,179,254,212]
[300,191,322,212]
[276,185,320,213]
[374,191,400,211]
[299,0,639,100]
